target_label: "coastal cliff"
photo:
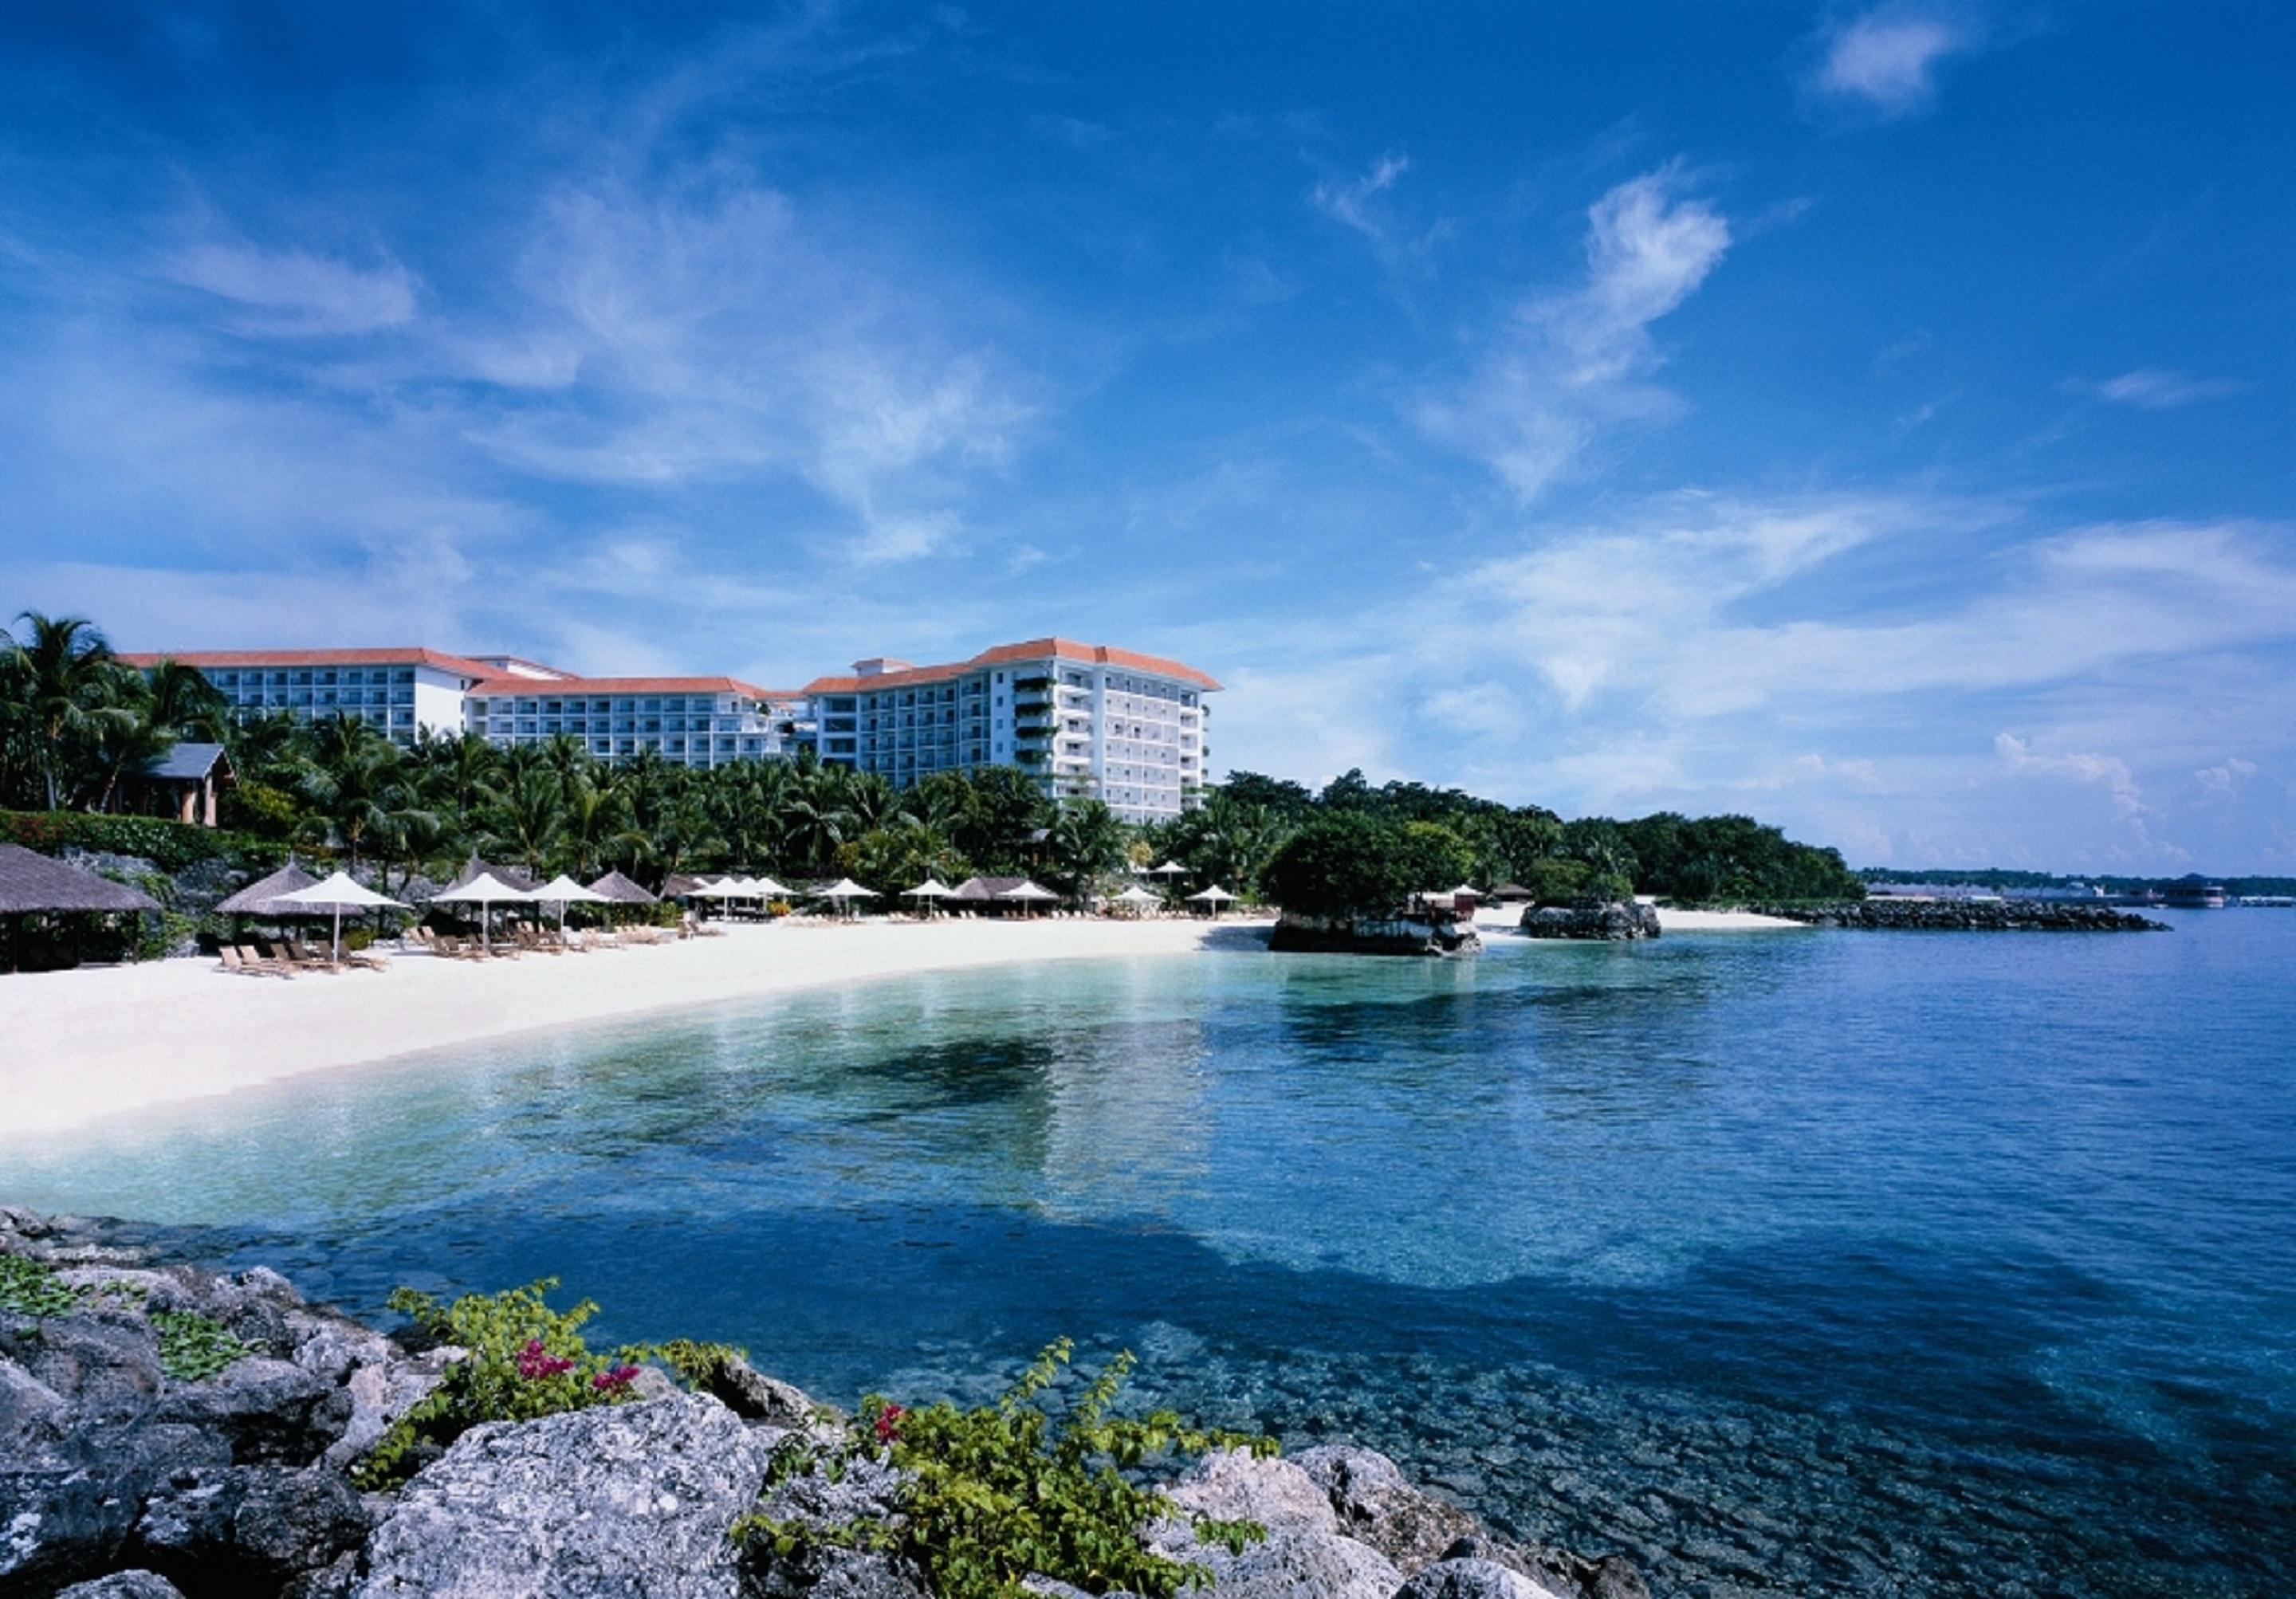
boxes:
[1734,900,2168,931]
[0,1208,1643,1599]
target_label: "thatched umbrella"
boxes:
[447,855,541,894]
[587,870,659,906]
[214,861,322,938]
[0,843,163,972]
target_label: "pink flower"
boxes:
[516,1339,575,1380]
[592,1364,642,1392]
[874,1403,905,1445]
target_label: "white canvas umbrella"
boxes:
[745,875,793,900]
[904,878,952,917]
[272,871,408,964]
[998,880,1059,917]
[1111,884,1161,916]
[532,874,611,938]
[1186,884,1238,916]
[1151,860,1188,878]
[430,871,533,953]
[815,878,877,917]
[690,878,749,900]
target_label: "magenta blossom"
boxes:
[515,1339,575,1381]
[874,1402,905,1445]
[592,1365,642,1392]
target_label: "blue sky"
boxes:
[2,2,2290,871]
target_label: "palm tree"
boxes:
[480,764,568,880]
[7,612,118,809]
[300,715,409,870]
[1044,800,1128,904]
[146,658,232,742]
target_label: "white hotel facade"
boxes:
[127,635,1217,822]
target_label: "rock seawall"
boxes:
[1736,900,2167,931]
[1,1208,1645,1599]
[1518,902,1660,941]
[1271,912,1482,957]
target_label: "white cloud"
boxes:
[1994,733,2147,819]
[1810,7,1976,119]
[1308,154,1410,244]
[169,242,419,335]
[1420,167,1729,501]
[2089,369,2243,409]
[2194,756,2257,794]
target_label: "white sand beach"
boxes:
[0,917,1272,1141]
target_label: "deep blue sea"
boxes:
[6,913,2293,1597]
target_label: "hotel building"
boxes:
[804,638,1215,823]
[126,634,1217,816]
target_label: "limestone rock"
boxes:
[1519,902,1661,941]
[55,1572,189,1599]
[1292,1444,1475,1573]
[0,1312,166,1416]
[130,1463,369,1593]
[1440,1534,1650,1599]
[353,1393,772,1599]
[1394,1556,1569,1599]
[699,1356,828,1428]
[153,1357,350,1466]
[1162,1447,1339,1535]
[1152,1449,1400,1599]
[0,1421,229,1596]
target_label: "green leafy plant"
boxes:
[733,1338,1274,1599]
[153,1309,254,1381]
[353,1279,649,1489]
[651,1337,750,1391]
[0,1253,87,1318]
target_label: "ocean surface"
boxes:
[6,913,2292,1597]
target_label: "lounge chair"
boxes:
[221,945,292,977]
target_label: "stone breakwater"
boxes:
[1735,900,2168,932]
[0,1208,1648,1599]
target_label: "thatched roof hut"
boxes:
[446,855,540,894]
[659,873,718,900]
[586,870,659,906]
[214,862,321,917]
[0,844,163,915]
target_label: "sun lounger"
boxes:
[221,944,292,977]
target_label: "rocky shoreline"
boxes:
[1731,899,2168,932]
[1,1208,1646,1599]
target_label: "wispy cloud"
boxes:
[1419,167,1730,501]
[1994,732,2146,819]
[169,242,419,335]
[1308,153,1410,244]
[1807,6,1979,120]
[2083,368,2243,409]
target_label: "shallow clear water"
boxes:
[6,913,2293,1597]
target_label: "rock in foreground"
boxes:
[1519,902,1661,941]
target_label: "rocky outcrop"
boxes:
[1270,913,1482,957]
[1737,898,2166,931]
[3,1209,1651,1599]
[1519,902,1660,941]
[353,1394,773,1598]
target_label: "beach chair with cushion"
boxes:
[232,944,296,977]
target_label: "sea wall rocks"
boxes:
[1270,912,1482,957]
[1518,902,1661,941]
[1738,899,2167,931]
[2,1208,1650,1599]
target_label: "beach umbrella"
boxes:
[816,878,879,918]
[214,861,320,918]
[273,871,408,965]
[1186,884,1238,917]
[689,878,749,900]
[998,880,1059,918]
[904,878,952,917]
[586,870,658,906]
[745,875,793,900]
[532,874,611,939]
[430,871,533,953]
[1111,884,1161,917]
[1151,860,1188,878]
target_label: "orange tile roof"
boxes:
[466,675,783,701]
[119,647,497,678]
[804,637,1219,695]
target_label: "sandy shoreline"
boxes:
[0,917,1272,1141]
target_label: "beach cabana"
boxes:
[0,843,163,972]
[447,855,541,894]
[214,862,320,920]
[132,742,236,827]
[273,871,408,965]
[430,872,533,953]
[586,870,659,907]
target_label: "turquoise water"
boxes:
[6,914,2293,1597]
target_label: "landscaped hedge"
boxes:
[1,810,290,872]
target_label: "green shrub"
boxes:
[153,1309,255,1381]
[0,809,287,873]
[734,1338,1273,1599]
[0,1254,86,1318]
[353,1279,650,1489]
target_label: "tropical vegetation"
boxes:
[3,609,1864,907]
